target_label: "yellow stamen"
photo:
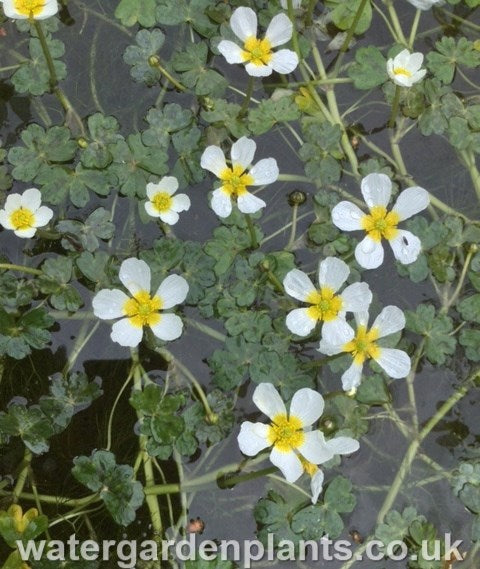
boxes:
[360,206,400,242]
[123,290,162,328]
[219,164,254,198]
[242,36,273,66]
[10,208,35,231]
[343,325,381,365]
[151,192,173,213]
[305,287,343,322]
[300,457,319,477]
[13,0,46,16]
[267,414,305,453]
[7,505,39,534]
[393,67,412,77]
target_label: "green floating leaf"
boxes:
[115,0,156,27]
[201,99,248,139]
[72,450,144,526]
[8,124,76,182]
[205,225,261,276]
[457,294,480,324]
[142,103,193,148]
[57,207,115,252]
[328,0,373,35]
[76,251,112,285]
[427,37,480,84]
[123,29,165,86]
[80,114,122,169]
[375,507,425,552]
[0,403,54,454]
[356,373,391,405]
[172,41,227,97]
[38,257,83,312]
[248,96,301,136]
[0,273,35,310]
[156,0,218,37]
[0,307,54,360]
[405,304,456,365]
[348,46,388,90]
[459,328,480,362]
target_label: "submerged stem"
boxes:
[239,76,255,118]
[388,85,402,129]
[245,213,259,249]
[0,263,42,276]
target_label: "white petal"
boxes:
[155,176,179,196]
[249,158,279,185]
[355,236,385,269]
[3,193,22,213]
[283,269,316,301]
[361,173,392,209]
[245,63,273,77]
[119,258,151,296]
[354,311,370,327]
[217,40,245,64]
[231,137,256,170]
[374,348,411,378]
[155,274,189,309]
[0,210,14,230]
[230,6,257,42]
[321,318,355,348]
[286,308,317,336]
[392,187,430,221]
[111,318,143,347]
[237,192,266,214]
[14,227,36,238]
[171,194,191,213]
[32,206,53,227]
[159,210,179,225]
[269,447,303,483]
[371,305,405,338]
[326,436,360,456]
[270,49,299,74]
[35,0,58,19]
[407,52,424,71]
[298,430,334,464]
[341,362,363,391]
[200,146,227,178]
[310,470,324,504]
[391,73,414,88]
[92,289,129,320]
[145,202,161,218]
[318,257,349,292]
[389,229,422,265]
[289,388,324,427]
[265,13,293,47]
[237,422,271,456]
[331,201,364,231]
[211,189,232,218]
[150,313,184,341]
[394,49,412,68]
[340,282,372,312]
[411,69,427,84]
[20,188,42,210]
[252,383,286,420]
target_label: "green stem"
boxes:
[306,0,316,27]
[459,149,480,202]
[388,85,402,128]
[185,318,226,342]
[33,20,58,88]
[0,489,100,508]
[406,339,425,434]
[442,243,477,313]
[245,213,259,249]
[267,78,353,88]
[239,76,255,118]
[285,204,298,250]
[0,263,42,276]
[408,9,421,49]
[12,450,32,503]
[377,372,478,524]
[105,365,135,451]
[385,0,408,45]
[149,56,186,92]
[332,0,369,76]
[131,352,163,535]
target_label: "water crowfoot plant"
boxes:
[0,0,479,567]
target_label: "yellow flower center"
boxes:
[242,36,273,66]
[219,164,254,198]
[393,66,412,77]
[305,287,343,322]
[13,0,46,16]
[267,414,305,453]
[360,206,400,242]
[151,191,173,213]
[123,290,162,328]
[343,324,381,365]
[300,457,319,477]
[10,208,35,230]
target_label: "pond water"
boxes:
[0,0,479,568]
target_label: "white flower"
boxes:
[237,383,359,483]
[0,188,53,238]
[145,176,191,225]
[406,0,444,10]
[217,7,299,77]
[280,0,302,9]
[319,306,411,392]
[387,49,426,87]
[92,258,189,348]
[331,173,430,269]
[283,256,372,339]
[200,136,278,218]
[2,0,58,19]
